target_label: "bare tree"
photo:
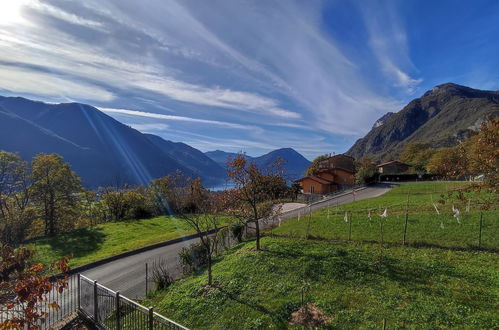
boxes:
[172,176,227,286]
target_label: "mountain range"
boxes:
[204,148,311,181]
[346,83,499,161]
[0,96,310,188]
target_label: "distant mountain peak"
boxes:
[346,83,499,161]
[372,112,395,129]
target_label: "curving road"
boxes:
[80,183,393,299]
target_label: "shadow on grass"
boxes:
[217,286,289,328]
[269,233,499,253]
[258,238,495,291]
[34,227,106,259]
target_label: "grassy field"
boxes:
[272,182,499,250]
[147,237,499,329]
[27,216,195,268]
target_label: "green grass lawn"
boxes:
[147,237,499,329]
[273,182,499,250]
[27,216,195,268]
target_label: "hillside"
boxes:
[346,83,499,161]
[205,148,311,180]
[144,134,225,185]
[252,148,311,180]
[204,150,254,167]
[0,96,225,188]
[147,237,498,329]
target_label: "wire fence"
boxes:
[272,204,498,250]
[79,274,188,329]
[0,274,78,329]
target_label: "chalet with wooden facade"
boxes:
[296,154,356,194]
[377,160,411,175]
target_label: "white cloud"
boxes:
[99,107,258,131]
[0,64,114,102]
[0,0,419,157]
[28,0,105,30]
[360,2,422,93]
[128,123,169,132]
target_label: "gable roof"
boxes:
[377,160,410,167]
[295,176,333,185]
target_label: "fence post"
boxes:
[116,291,121,330]
[478,212,483,248]
[403,193,409,246]
[145,263,149,296]
[148,307,154,330]
[383,318,387,329]
[403,211,408,246]
[77,274,81,311]
[93,280,98,323]
[348,212,352,241]
[306,206,312,239]
[380,219,384,245]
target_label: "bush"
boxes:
[178,243,208,274]
[152,258,173,290]
[230,223,244,243]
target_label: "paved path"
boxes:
[82,184,393,299]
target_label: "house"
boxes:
[296,154,356,194]
[377,160,411,175]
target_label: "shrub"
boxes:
[178,243,208,274]
[152,258,173,290]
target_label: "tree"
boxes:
[0,245,69,329]
[427,144,470,179]
[355,157,377,184]
[31,154,82,236]
[100,187,147,222]
[400,142,435,173]
[226,156,285,251]
[149,174,179,215]
[304,155,328,176]
[0,152,33,244]
[171,177,226,286]
[289,182,302,200]
[469,118,498,188]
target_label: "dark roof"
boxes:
[295,176,333,185]
[377,160,410,167]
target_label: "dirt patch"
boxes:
[289,303,332,327]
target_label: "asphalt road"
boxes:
[80,183,393,299]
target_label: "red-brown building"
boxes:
[296,154,356,194]
[377,160,411,175]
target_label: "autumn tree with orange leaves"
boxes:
[0,245,69,329]
[225,156,287,251]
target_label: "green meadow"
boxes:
[148,237,499,329]
[273,182,499,250]
[27,216,195,269]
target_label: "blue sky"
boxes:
[0,0,498,160]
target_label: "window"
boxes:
[310,184,315,193]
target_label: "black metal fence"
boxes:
[79,274,188,329]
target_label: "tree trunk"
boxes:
[255,219,260,250]
[207,254,212,286]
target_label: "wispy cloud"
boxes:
[360,2,422,93]
[128,123,169,132]
[27,0,105,30]
[0,64,114,101]
[100,107,258,131]
[0,0,427,157]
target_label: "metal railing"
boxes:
[79,274,188,329]
[0,274,78,329]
